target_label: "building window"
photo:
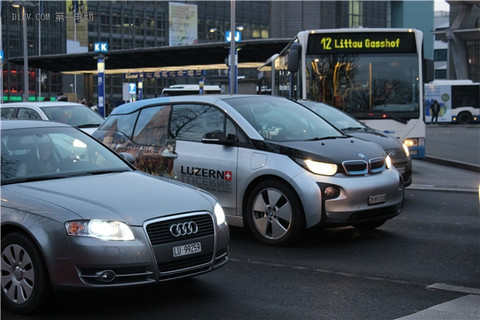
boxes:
[348,1,363,28]
[434,49,447,61]
[435,69,447,79]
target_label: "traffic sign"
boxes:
[225,31,241,43]
[94,42,108,53]
[128,83,137,94]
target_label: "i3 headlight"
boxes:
[299,159,338,176]
[66,219,135,241]
[214,202,226,225]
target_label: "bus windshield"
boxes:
[305,52,420,121]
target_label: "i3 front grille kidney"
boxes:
[342,160,368,175]
[369,157,385,173]
[342,157,385,175]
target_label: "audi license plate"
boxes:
[173,242,202,257]
[368,193,386,205]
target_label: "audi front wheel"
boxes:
[1,233,53,314]
[245,179,304,246]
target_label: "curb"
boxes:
[424,156,480,173]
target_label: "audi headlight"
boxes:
[214,202,226,225]
[301,159,338,176]
[385,155,393,169]
[66,219,135,241]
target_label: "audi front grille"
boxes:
[146,214,214,245]
[145,212,216,279]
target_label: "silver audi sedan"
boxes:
[1,120,229,314]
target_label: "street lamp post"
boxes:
[229,0,236,94]
[209,24,243,95]
[12,1,36,102]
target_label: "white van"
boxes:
[161,84,222,96]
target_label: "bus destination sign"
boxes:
[307,32,417,54]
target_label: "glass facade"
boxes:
[2,1,271,104]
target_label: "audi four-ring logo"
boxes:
[169,221,199,237]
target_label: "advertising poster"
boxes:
[66,0,89,53]
[424,83,451,123]
[169,2,198,46]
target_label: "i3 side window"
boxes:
[94,95,404,246]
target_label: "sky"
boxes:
[434,0,450,11]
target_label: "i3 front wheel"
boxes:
[246,179,304,245]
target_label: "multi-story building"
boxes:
[2,1,271,103]
[433,10,450,79]
[433,1,480,82]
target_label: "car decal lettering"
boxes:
[180,166,231,180]
[179,166,232,193]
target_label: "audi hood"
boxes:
[1,171,217,225]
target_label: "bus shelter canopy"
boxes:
[8,39,290,74]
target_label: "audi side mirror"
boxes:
[119,152,135,164]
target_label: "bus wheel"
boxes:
[457,111,472,124]
[245,179,304,246]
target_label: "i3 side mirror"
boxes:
[202,131,235,146]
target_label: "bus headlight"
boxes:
[403,138,418,147]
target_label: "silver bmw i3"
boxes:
[94,95,404,246]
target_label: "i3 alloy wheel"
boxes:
[246,179,304,246]
[1,233,53,314]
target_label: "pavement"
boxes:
[395,123,480,319]
[423,123,480,172]
[396,294,480,320]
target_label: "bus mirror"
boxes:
[288,44,301,73]
[423,58,434,83]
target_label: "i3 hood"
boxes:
[254,136,386,164]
